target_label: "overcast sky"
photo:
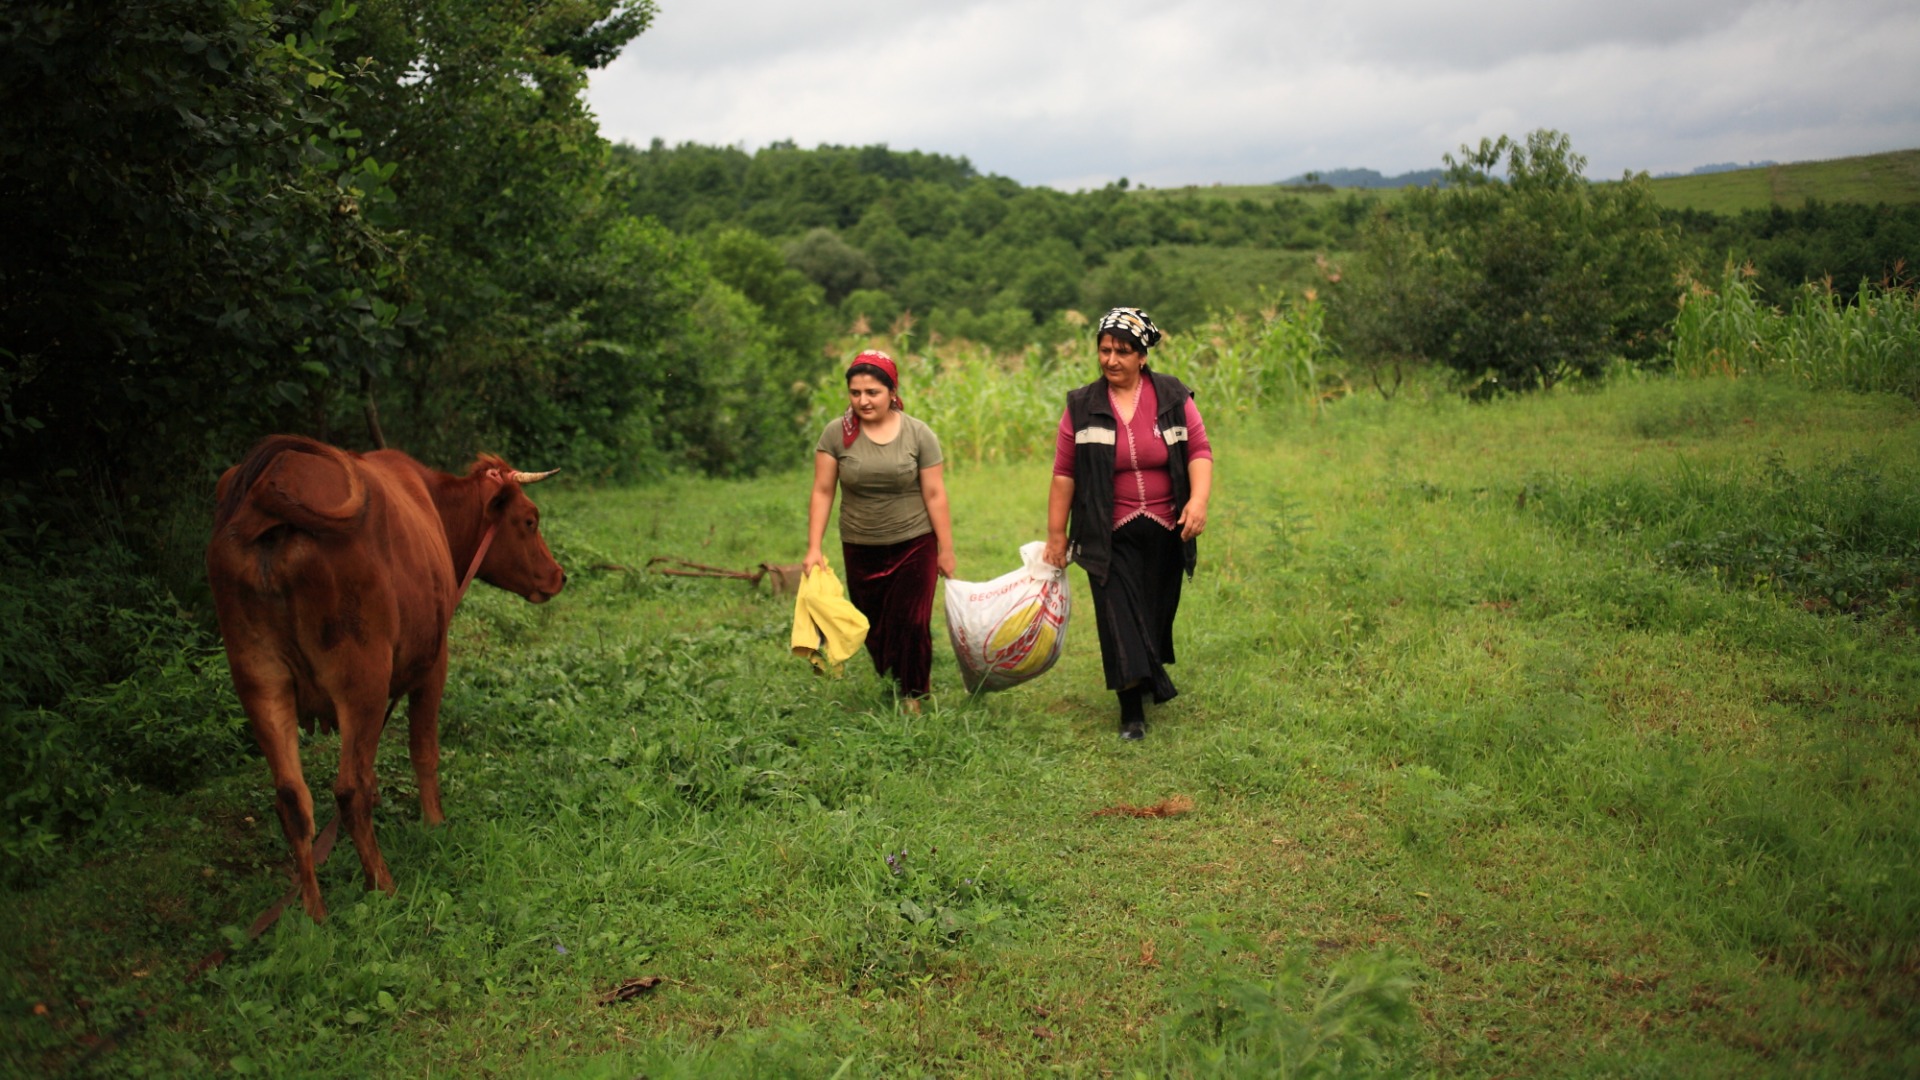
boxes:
[586,0,1920,191]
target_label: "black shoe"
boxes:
[1119,719,1145,741]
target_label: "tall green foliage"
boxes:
[330,0,665,472]
[806,296,1338,465]
[1672,263,1920,398]
[1666,200,1920,304]
[1336,130,1680,394]
[0,0,827,552]
[0,0,409,517]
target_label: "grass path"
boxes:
[6,376,1918,1076]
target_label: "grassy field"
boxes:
[6,374,1919,1076]
[1125,149,1920,216]
[1642,149,1920,213]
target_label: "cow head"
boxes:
[469,457,567,603]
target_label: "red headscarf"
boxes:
[841,350,904,448]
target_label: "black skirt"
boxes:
[1088,515,1183,702]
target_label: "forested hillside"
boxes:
[614,139,1375,342]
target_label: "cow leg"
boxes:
[335,701,395,896]
[243,684,328,921]
[407,649,450,826]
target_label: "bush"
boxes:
[1667,201,1920,305]
[0,548,248,883]
[1335,130,1681,395]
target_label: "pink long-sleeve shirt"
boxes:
[1052,378,1213,530]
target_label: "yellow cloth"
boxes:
[790,564,870,674]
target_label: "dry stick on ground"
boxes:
[639,556,807,594]
[1091,795,1195,818]
[597,976,666,1005]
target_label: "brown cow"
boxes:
[206,434,566,920]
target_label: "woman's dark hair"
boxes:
[1098,329,1147,355]
[846,362,895,389]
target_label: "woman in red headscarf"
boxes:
[804,350,956,706]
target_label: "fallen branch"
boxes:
[1092,795,1195,818]
[645,556,806,594]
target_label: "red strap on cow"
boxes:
[187,815,341,982]
[455,519,498,606]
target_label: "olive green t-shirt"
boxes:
[816,414,945,545]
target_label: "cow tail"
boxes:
[216,435,367,539]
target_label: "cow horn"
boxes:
[505,468,559,485]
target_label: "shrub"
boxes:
[1335,130,1681,395]
[0,548,248,883]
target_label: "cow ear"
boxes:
[480,469,513,517]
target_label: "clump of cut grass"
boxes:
[1148,923,1419,1078]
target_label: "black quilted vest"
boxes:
[1064,368,1197,586]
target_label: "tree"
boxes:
[701,228,831,365]
[1335,130,1680,394]
[335,0,659,467]
[0,0,409,516]
[783,228,877,305]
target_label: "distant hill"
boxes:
[1644,149,1920,213]
[1653,160,1778,179]
[1278,167,1446,189]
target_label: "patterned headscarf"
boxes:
[841,350,904,448]
[1096,307,1163,352]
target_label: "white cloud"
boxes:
[587,0,1920,189]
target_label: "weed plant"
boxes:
[1521,439,1920,618]
[5,373,1918,1075]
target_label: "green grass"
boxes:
[6,376,1920,1076]
[1125,150,1920,216]
[1147,245,1337,310]
[1647,149,1920,213]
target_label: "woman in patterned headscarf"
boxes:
[1042,308,1213,740]
[805,350,956,709]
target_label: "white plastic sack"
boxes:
[944,541,1071,693]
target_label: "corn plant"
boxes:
[1674,262,1920,397]
[812,298,1338,464]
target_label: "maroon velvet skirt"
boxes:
[841,531,938,698]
